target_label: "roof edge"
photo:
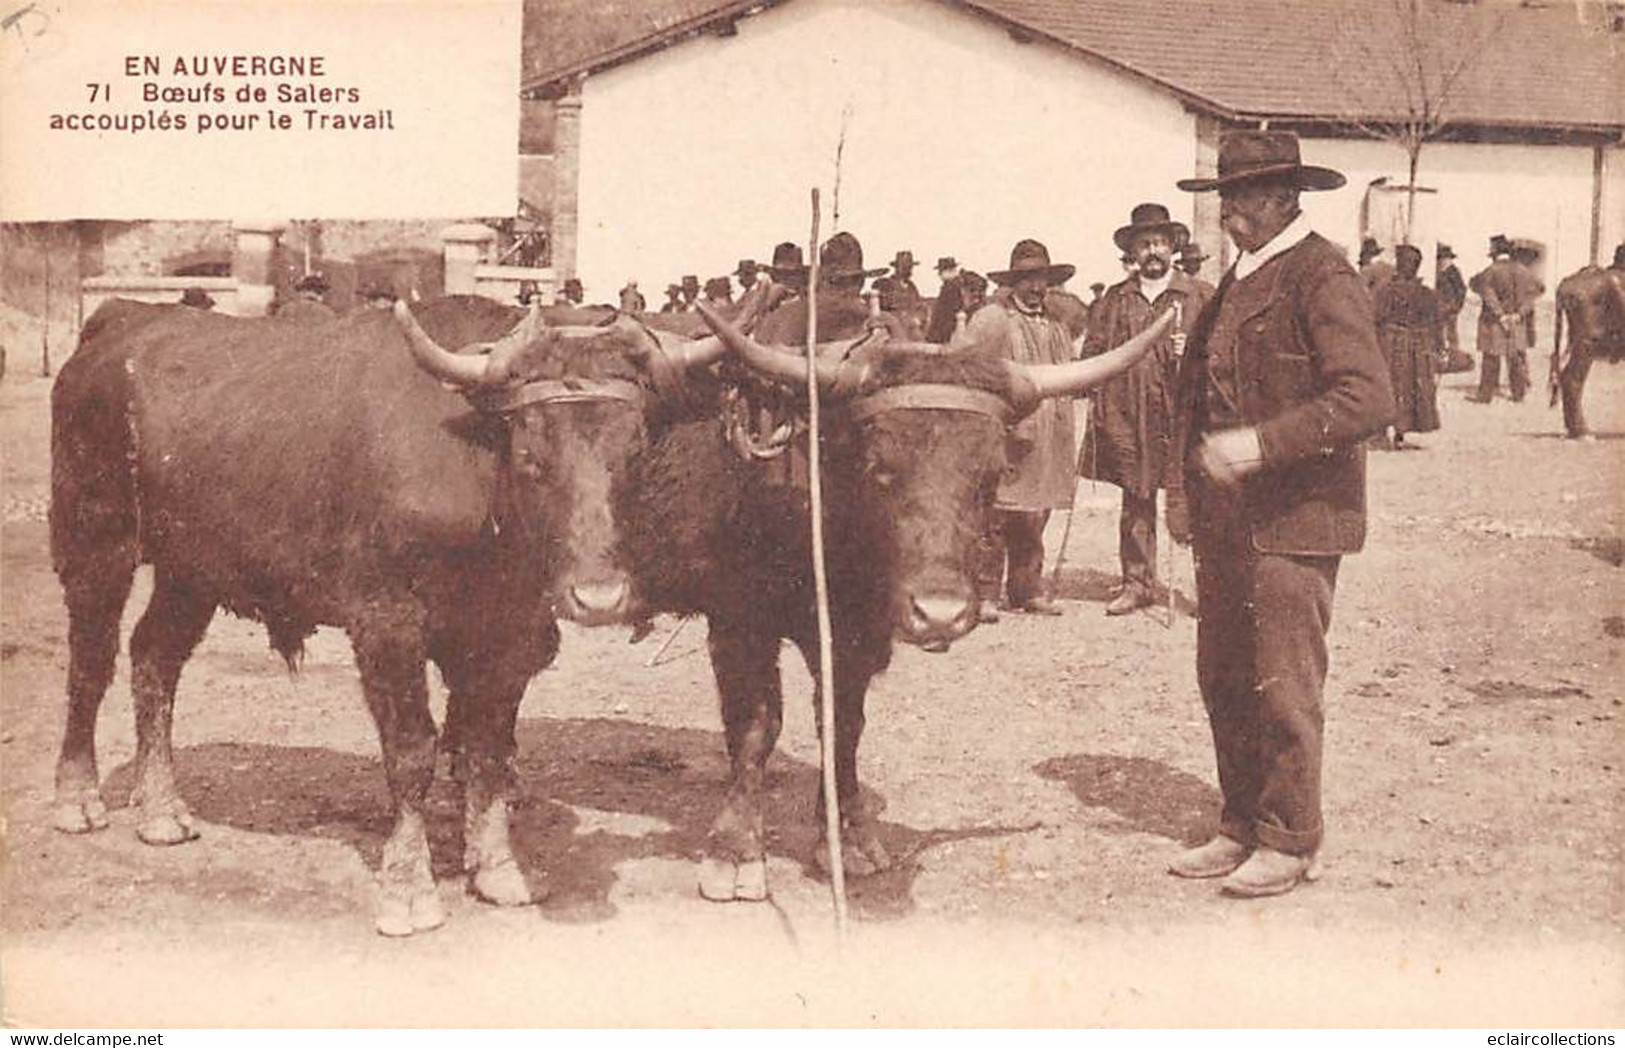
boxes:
[522,0,780,95]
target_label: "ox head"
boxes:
[394,300,726,626]
[698,300,1171,651]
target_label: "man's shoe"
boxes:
[1011,596,1063,616]
[1219,846,1320,897]
[1105,588,1154,616]
[977,600,1001,624]
[1168,836,1252,879]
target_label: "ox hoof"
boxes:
[697,857,769,902]
[136,809,199,847]
[471,862,534,908]
[53,796,110,834]
[375,889,447,937]
[814,830,894,878]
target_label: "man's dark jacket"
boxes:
[1172,232,1394,554]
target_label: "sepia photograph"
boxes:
[2,0,1622,1030]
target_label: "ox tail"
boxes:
[1549,296,1565,408]
[265,616,314,675]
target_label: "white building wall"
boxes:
[1303,136,1603,295]
[575,0,1195,303]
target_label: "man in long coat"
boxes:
[1435,244,1467,362]
[926,256,963,344]
[1081,203,1211,615]
[1470,234,1543,402]
[1170,131,1393,897]
[962,239,1078,617]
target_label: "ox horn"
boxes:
[393,300,550,388]
[694,300,867,392]
[1011,307,1177,404]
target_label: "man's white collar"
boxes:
[1233,213,1314,281]
[1136,271,1172,302]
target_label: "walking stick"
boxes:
[1048,474,1081,594]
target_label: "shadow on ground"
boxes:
[102,717,1041,924]
[1034,753,1219,845]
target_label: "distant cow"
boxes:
[616,296,1170,901]
[49,296,721,935]
[1550,262,1625,437]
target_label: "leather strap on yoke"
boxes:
[846,383,1012,424]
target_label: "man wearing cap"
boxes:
[1169,131,1393,897]
[926,257,964,344]
[276,272,336,323]
[962,239,1080,618]
[1469,234,1541,402]
[1081,203,1211,617]
[1435,244,1467,365]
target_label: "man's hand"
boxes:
[1196,427,1264,488]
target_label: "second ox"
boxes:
[616,292,1172,901]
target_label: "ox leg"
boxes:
[1560,352,1593,439]
[352,618,444,937]
[698,619,783,903]
[128,570,215,845]
[53,553,136,834]
[797,637,893,878]
[433,650,536,909]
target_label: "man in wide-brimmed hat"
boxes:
[1081,203,1211,617]
[1166,130,1393,898]
[1468,233,1542,402]
[1358,237,1396,297]
[734,259,761,298]
[874,250,924,336]
[926,256,965,344]
[659,283,685,314]
[1177,242,1216,297]
[959,238,1081,619]
[1433,244,1467,366]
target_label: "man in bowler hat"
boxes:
[1170,130,1393,896]
[1081,203,1211,616]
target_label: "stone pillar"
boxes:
[551,85,584,279]
[442,223,496,295]
[231,221,285,316]
[1191,113,1226,281]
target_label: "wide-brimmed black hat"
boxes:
[293,272,329,294]
[1177,130,1346,193]
[1437,243,1456,261]
[1179,242,1210,263]
[179,287,214,309]
[734,259,759,278]
[988,239,1075,287]
[1488,234,1514,257]
[769,241,806,279]
[936,256,959,272]
[1113,203,1190,252]
[818,232,888,281]
[890,250,918,272]
[680,274,700,292]
[704,276,732,298]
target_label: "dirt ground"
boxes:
[2,348,1622,1027]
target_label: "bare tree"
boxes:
[1327,0,1507,242]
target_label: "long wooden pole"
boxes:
[804,188,848,937]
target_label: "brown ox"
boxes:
[1550,264,1625,437]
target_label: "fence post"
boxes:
[442,224,496,296]
[232,221,285,316]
